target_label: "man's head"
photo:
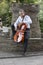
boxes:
[19,9,25,17]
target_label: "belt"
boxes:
[26,28,30,30]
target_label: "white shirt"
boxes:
[14,15,32,30]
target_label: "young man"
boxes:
[11,9,32,55]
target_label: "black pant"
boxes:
[24,29,30,53]
[11,24,30,53]
[11,24,16,37]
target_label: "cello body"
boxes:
[14,23,27,43]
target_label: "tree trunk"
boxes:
[11,3,41,38]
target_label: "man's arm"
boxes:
[14,17,19,30]
[24,15,32,24]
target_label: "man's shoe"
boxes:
[22,52,26,56]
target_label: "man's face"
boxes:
[20,11,25,17]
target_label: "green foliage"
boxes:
[2,12,12,26]
[16,0,24,3]
[0,0,12,26]
[16,0,18,3]
[39,20,43,32]
[38,0,43,32]
[27,0,34,3]
[0,1,9,16]
[19,0,24,3]
[16,0,39,4]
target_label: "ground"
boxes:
[0,51,43,65]
[0,55,43,65]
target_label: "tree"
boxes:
[0,0,9,16]
[0,0,12,26]
[0,0,42,26]
[15,0,40,4]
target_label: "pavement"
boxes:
[0,51,43,58]
[0,55,43,65]
[0,51,43,65]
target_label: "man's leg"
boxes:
[11,24,16,39]
[23,29,30,54]
[24,39,28,53]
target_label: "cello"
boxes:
[14,23,27,43]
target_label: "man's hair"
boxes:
[19,9,25,15]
